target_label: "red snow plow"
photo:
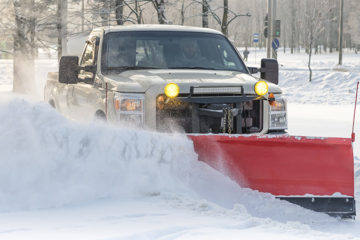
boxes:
[189,134,355,218]
[188,83,359,219]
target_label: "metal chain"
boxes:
[222,107,233,134]
[227,108,233,134]
[222,108,227,134]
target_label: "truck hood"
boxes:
[103,69,282,94]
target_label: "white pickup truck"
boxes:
[44,24,287,134]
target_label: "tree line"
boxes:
[0,0,358,93]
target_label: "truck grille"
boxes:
[156,95,263,134]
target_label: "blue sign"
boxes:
[272,38,280,50]
[253,33,259,43]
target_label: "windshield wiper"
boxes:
[106,66,160,73]
[170,66,220,70]
[171,66,246,73]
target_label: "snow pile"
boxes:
[0,98,199,210]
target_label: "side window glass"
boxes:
[218,44,237,69]
[81,43,94,66]
[79,42,96,83]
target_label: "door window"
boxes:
[81,43,95,66]
[79,42,96,82]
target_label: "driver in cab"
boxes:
[178,39,206,67]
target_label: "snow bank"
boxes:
[279,70,360,105]
[0,98,199,210]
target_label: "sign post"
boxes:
[253,33,259,64]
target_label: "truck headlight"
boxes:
[114,93,145,125]
[269,96,287,130]
[164,83,179,99]
[254,81,268,96]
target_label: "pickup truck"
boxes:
[44,24,287,134]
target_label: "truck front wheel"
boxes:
[95,110,107,122]
[49,100,55,109]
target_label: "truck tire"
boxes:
[49,100,55,109]
[95,110,107,122]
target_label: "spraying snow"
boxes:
[0,97,199,210]
[0,95,333,224]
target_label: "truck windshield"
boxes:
[101,31,247,74]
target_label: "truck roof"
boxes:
[93,24,223,35]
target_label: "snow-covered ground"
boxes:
[0,51,359,239]
[244,48,360,105]
[0,59,57,96]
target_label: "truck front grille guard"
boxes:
[156,86,263,134]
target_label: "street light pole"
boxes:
[266,0,272,58]
[272,0,277,59]
[82,0,84,32]
[338,0,344,65]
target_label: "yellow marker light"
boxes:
[114,99,120,110]
[164,83,179,99]
[254,81,269,96]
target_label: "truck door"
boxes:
[70,37,102,122]
[57,83,74,116]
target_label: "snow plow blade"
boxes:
[188,134,355,218]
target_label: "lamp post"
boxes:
[338,0,344,65]
[266,0,272,58]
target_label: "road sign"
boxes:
[253,33,259,43]
[272,38,280,50]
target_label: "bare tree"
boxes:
[290,0,296,54]
[124,0,151,24]
[57,0,67,60]
[202,0,209,28]
[302,0,331,81]
[2,0,60,93]
[346,0,360,46]
[115,0,124,25]
[12,0,37,93]
[206,0,250,36]
[151,0,167,24]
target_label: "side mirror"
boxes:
[82,65,96,73]
[248,67,259,74]
[59,56,79,84]
[260,58,278,85]
[87,36,100,46]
